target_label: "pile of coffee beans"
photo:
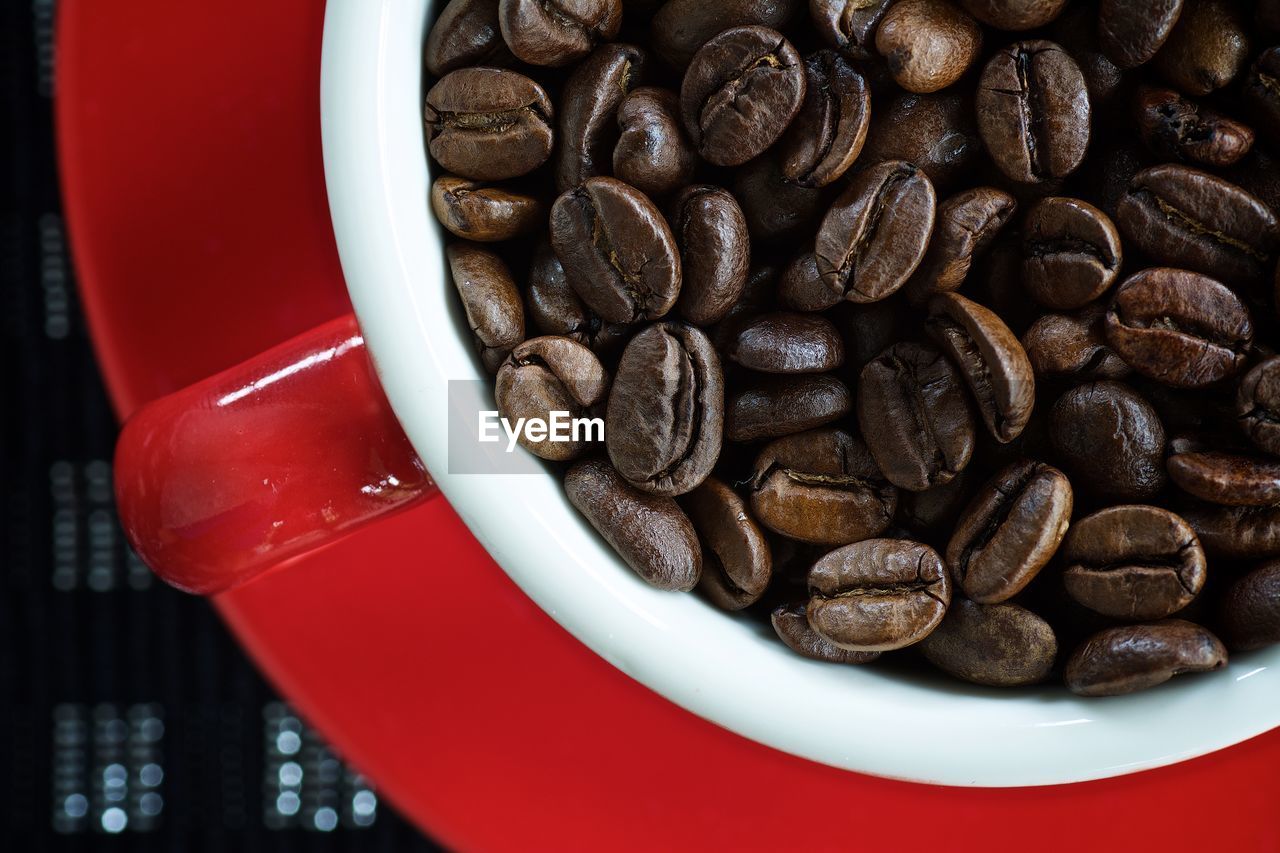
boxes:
[425,0,1280,697]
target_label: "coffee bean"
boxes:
[810,0,893,59]
[1115,165,1278,288]
[612,87,697,198]
[1022,305,1132,380]
[1104,268,1252,389]
[497,0,622,67]
[669,186,750,326]
[732,154,830,242]
[727,312,845,373]
[1151,0,1248,96]
[806,538,950,651]
[1183,503,1280,560]
[920,599,1058,686]
[1061,505,1206,620]
[833,299,907,375]
[1168,451,1280,507]
[425,0,512,76]
[550,176,681,324]
[447,242,525,372]
[1237,357,1280,456]
[1097,0,1185,70]
[565,459,701,590]
[777,51,870,188]
[779,252,842,312]
[1219,561,1280,651]
[1064,620,1226,697]
[815,161,936,303]
[902,187,1017,305]
[684,477,773,610]
[926,293,1035,443]
[651,0,802,69]
[858,342,975,492]
[525,239,630,357]
[1022,197,1122,311]
[976,40,1091,184]
[946,459,1072,603]
[876,0,983,94]
[958,0,1066,30]
[606,322,723,496]
[425,68,555,180]
[897,471,972,541]
[726,374,852,442]
[860,91,982,192]
[555,44,648,192]
[710,263,781,351]
[495,337,609,460]
[1050,381,1167,500]
[430,175,545,242]
[680,26,806,167]
[1135,87,1254,168]
[771,602,882,663]
[1050,4,1124,104]
[1244,47,1280,146]
[749,428,898,545]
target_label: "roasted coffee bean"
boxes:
[680,26,806,167]
[833,299,906,374]
[771,603,882,663]
[1061,505,1206,620]
[1104,268,1252,389]
[525,240,630,356]
[550,176,681,324]
[447,242,525,372]
[925,293,1035,443]
[806,538,950,651]
[897,472,971,540]
[1050,381,1167,500]
[749,428,897,545]
[1135,87,1254,168]
[857,343,975,492]
[1051,4,1124,104]
[732,154,830,241]
[1064,620,1226,697]
[1244,47,1280,145]
[710,263,781,351]
[651,0,802,69]
[859,91,982,192]
[958,0,1066,30]
[1022,197,1122,311]
[1168,452,1280,507]
[1219,561,1280,651]
[976,41,1091,184]
[875,0,982,94]
[779,252,842,312]
[946,459,1072,603]
[425,0,512,76]
[902,187,1017,305]
[555,44,648,192]
[1152,0,1248,96]
[1183,504,1280,559]
[1022,305,1131,380]
[495,337,609,461]
[430,175,545,241]
[1237,357,1280,456]
[726,374,852,442]
[777,51,870,188]
[815,161,936,303]
[497,0,622,67]
[810,0,893,58]
[613,87,697,198]
[670,186,750,326]
[425,68,555,180]
[1097,0,1186,70]
[919,599,1058,687]
[727,312,845,374]
[684,478,773,609]
[565,459,701,590]
[606,322,723,496]
[1115,165,1278,287]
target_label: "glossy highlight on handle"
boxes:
[115,314,435,594]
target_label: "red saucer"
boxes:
[58,1,1280,849]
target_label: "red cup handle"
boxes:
[114,314,436,594]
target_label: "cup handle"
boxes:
[114,313,436,595]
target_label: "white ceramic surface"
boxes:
[318,0,1280,786]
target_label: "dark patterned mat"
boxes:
[1,3,441,849]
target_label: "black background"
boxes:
[2,2,442,849]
